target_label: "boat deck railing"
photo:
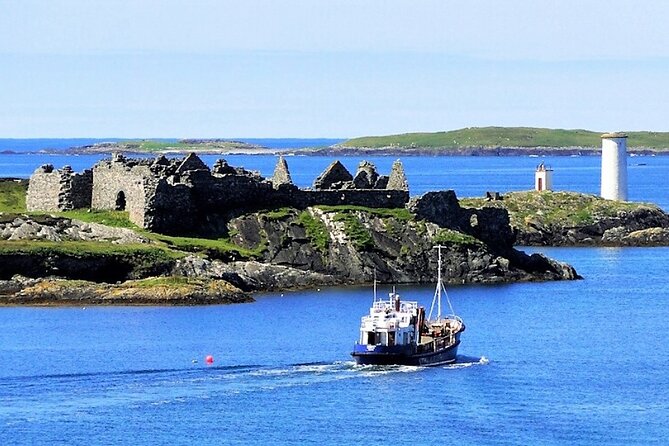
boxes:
[371,300,419,313]
[418,330,459,354]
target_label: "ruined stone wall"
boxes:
[26,167,62,212]
[26,165,93,212]
[91,160,151,227]
[143,180,196,234]
[290,189,409,209]
[192,172,275,210]
[67,170,93,209]
[27,154,412,235]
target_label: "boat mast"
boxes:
[428,245,446,321]
[373,269,378,302]
[437,245,442,320]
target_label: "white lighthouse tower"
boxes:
[535,163,553,191]
[600,132,628,201]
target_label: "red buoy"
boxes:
[205,355,214,364]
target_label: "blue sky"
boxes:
[1,0,668,137]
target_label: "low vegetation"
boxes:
[317,205,413,221]
[298,211,330,253]
[261,207,295,220]
[331,212,374,251]
[342,127,669,150]
[0,240,180,279]
[460,191,656,229]
[148,233,266,260]
[0,180,27,213]
[58,209,138,229]
[112,139,260,153]
[431,228,482,246]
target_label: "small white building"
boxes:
[535,163,553,191]
[600,132,628,201]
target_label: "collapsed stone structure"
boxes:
[27,153,409,235]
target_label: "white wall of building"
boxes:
[535,168,553,191]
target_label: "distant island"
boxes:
[67,139,273,155]
[53,127,669,156]
[323,127,669,156]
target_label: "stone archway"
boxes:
[115,191,126,211]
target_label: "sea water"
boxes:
[1,247,669,445]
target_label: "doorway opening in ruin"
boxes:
[115,191,126,211]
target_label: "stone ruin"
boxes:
[27,153,410,235]
[26,164,93,212]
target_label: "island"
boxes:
[317,127,669,156]
[3,151,669,306]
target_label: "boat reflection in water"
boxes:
[351,246,465,366]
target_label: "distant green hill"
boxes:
[341,127,669,150]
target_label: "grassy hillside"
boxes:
[342,127,669,150]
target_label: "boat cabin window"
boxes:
[366,332,376,345]
[388,332,395,346]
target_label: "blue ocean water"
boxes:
[1,142,668,209]
[1,247,669,445]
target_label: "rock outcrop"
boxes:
[517,204,669,246]
[0,214,148,244]
[214,203,578,290]
[0,276,251,306]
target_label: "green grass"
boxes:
[0,180,27,213]
[149,233,265,259]
[0,240,182,278]
[116,139,259,153]
[460,191,656,229]
[316,205,413,221]
[432,228,482,246]
[58,210,137,228]
[342,127,669,150]
[127,276,196,288]
[332,213,374,251]
[0,239,181,258]
[262,208,295,220]
[316,205,413,251]
[118,140,192,152]
[298,211,330,253]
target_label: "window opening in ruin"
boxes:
[115,191,126,211]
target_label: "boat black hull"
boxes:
[351,341,460,367]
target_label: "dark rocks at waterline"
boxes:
[517,206,669,246]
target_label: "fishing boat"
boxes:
[351,246,465,366]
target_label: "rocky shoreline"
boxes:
[461,191,669,247]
